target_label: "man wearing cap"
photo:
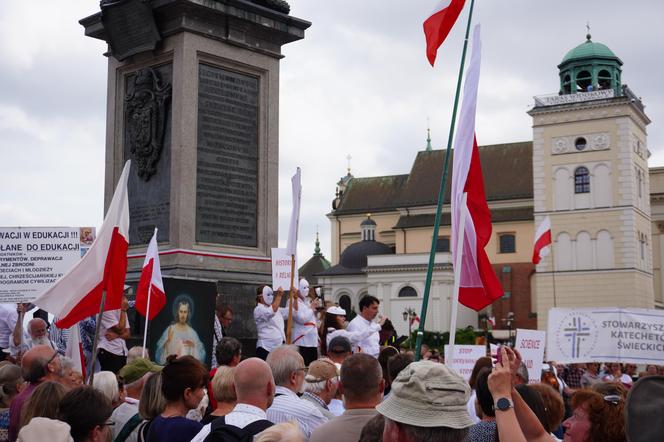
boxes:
[346,295,384,358]
[326,336,352,417]
[310,353,384,442]
[253,286,285,360]
[113,358,163,442]
[301,358,339,420]
[291,279,320,366]
[376,360,474,442]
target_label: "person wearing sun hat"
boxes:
[253,286,286,360]
[376,360,474,442]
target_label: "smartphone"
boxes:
[495,345,503,365]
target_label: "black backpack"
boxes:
[203,416,273,442]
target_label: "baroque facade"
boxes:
[317,35,660,336]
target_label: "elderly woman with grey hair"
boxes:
[92,371,124,408]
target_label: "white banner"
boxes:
[286,168,301,256]
[515,329,546,383]
[0,227,95,302]
[271,248,298,291]
[548,307,664,364]
[444,345,486,380]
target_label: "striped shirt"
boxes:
[267,386,328,439]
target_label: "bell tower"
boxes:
[530,34,653,330]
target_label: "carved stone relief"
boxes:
[551,132,610,154]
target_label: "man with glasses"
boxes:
[266,345,327,439]
[8,345,64,442]
[211,297,233,369]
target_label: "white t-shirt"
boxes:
[97,309,130,356]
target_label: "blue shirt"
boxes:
[146,415,202,442]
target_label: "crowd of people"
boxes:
[0,282,661,441]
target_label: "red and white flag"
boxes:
[487,316,496,327]
[450,24,504,311]
[34,161,131,328]
[423,0,466,66]
[135,228,166,320]
[65,325,86,378]
[532,216,552,264]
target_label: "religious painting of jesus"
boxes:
[149,278,216,367]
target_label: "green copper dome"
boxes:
[561,36,619,64]
[558,34,623,96]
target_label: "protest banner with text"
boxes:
[548,307,664,364]
[444,344,486,380]
[271,248,298,291]
[0,227,96,302]
[515,328,546,383]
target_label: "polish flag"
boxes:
[65,325,86,378]
[487,316,496,327]
[532,216,552,264]
[286,167,302,257]
[423,0,466,66]
[34,161,131,328]
[135,229,166,320]
[450,25,504,311]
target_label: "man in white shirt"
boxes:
[191,357,276,442]
[291,279,320,366]
[346,295,385,358]
[266,345,328,439]
[97,296,131,373]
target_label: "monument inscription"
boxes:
[124,64,172,244]
[196,64,259,247]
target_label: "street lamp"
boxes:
[402,307,418,348]
[501,312,515,347]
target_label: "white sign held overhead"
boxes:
[444,345,486,380]
[515,329,546,384]
[0,227,96,303]
[271,248,298,291]
[548,307,664,365]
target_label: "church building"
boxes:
[316,34,660,337]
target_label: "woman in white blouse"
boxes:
[253,286,285,360]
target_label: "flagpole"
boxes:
[549,236,558,308]
[87,289,107,385]
[142,284,151,359]
[448,192,468,364]
[415,0,476,361]
[286,255,296,345]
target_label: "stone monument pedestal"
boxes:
[80,0,309,354]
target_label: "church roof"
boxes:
[299,254,331,282]
[560,37,621,65]
[332,141,533,215]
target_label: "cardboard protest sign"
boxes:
[548,307,664,364]
[444,345,486,380]
[0,227,95,302]
[515,328,546,383]
[271,248,298,291]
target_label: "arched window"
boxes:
[499,234,516,253]
[562,74,571,94]
[436,236,450,252]
[598,69,611,90]
[398,286,417,297]
[574,167,590,193]
[576,70,592,92]
[338,294,351,314]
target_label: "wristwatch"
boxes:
[495,397,514,411]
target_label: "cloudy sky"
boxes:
[1,0,662,264]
